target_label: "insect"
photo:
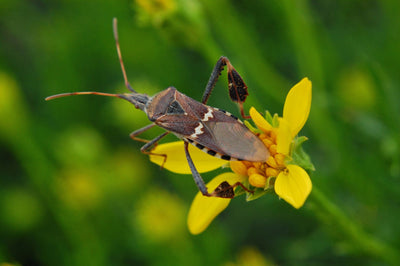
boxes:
[46,18,270,198]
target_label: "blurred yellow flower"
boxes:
[134,188,186,242]
[134,0,208,49]
[0,72,28,138]
[337,67,376,111]
[150,78,313,234]
[56,169,102,210]
[135,0,177,26]
[136,0,176,14]
[232,246,274,266]
[1,188,44,232]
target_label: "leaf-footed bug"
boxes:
[46,18,270,198]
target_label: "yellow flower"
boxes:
[149,141,227,174]
[150,78,313,234]
[187,172,246,234]
[248,77,312,208]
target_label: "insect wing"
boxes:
[207,120,269,162]
[182,102,269,162]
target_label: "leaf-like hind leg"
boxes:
[202,56,250,119]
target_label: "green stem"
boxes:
[310,186,400,265]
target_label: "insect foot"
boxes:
[209,181,254,199]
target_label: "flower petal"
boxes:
[149,141,226,174]
[187,172,245,234]
[276,118,292,156]
[274,164,312,209]
[249,107,273,132]
[283,78,312,137]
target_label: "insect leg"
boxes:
[202,56,249,119]
[129,124,170,167]
[184,142,237,198]
[139,132,169,152]
[202,56,228,104]
[138,132,170,167]
[129,123,157,143]
[184,142,209,196]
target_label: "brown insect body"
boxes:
[146,87,269,162]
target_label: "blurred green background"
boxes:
[1,0,400,265]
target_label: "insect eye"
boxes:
[167,100,185,115]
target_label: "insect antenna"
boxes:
[45,91,124,101]
[113,18,136,93]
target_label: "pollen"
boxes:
[266,156,278,168]
[262,138,273,148]
[230,161,248,176]
[274,153,286,167]
[249,173,267,188]
[247,167,258,176]
[266,167,280,177]
[269,130,277,142]
[269,144,278,155]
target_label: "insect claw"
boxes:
[208,181,254,198]
[159,154,168,169]
[234,182,254,194]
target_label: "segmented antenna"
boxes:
[45,18,138,102]
[113,18,136,93]
[45,91,123,101]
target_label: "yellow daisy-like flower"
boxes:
[246,78,312,208]
[150,77,313,234]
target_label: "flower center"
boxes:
[230,131,286,188]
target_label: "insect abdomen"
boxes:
[184,138,237,161]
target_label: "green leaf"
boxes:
[288,136,315,171]
[244,120,263,134]
[246,188,269,201]
[264,110,274,125]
